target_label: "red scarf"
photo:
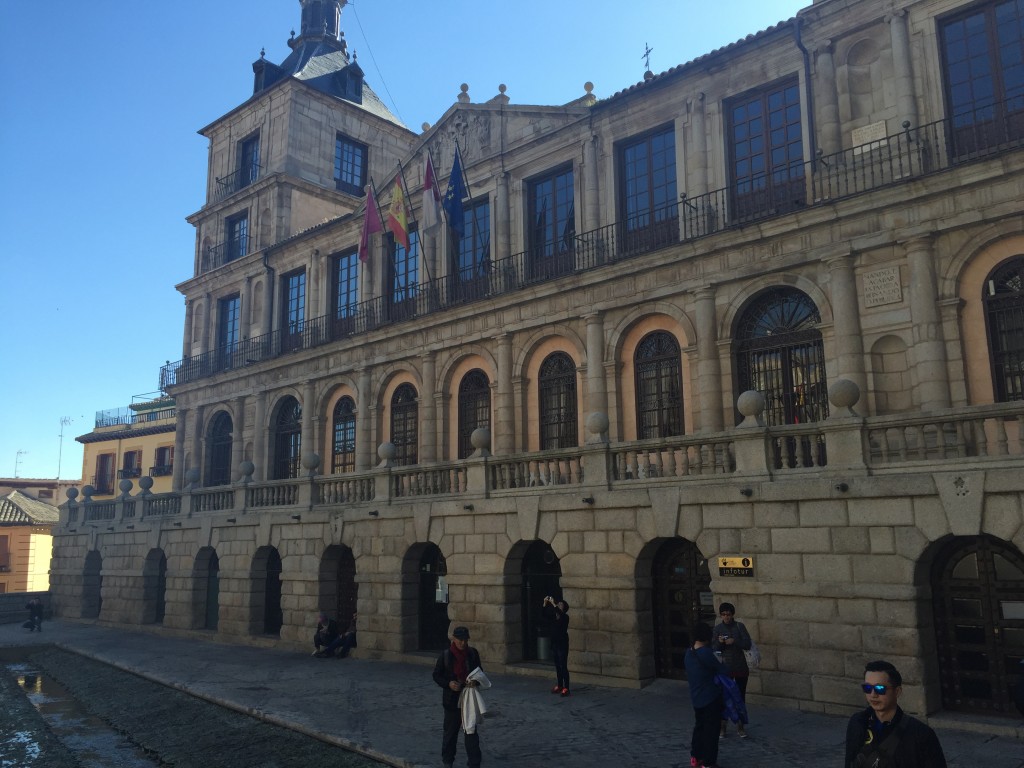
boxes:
[449,641,469,682]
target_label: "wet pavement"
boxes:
[2,620,1023,768]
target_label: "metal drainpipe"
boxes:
[793,17,818,170]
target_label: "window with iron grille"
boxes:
[335,134,368,195]
[206,412,233,487]
[727,78,805,221]
[225,212,249,263]
[332,250,359,321]
[121,450,142,478]
[458,370,491,458]
[733,288,828,426]
[390,384,418,466]
[984,257,1024,401]
[618,127,677,251]
[940,0,1024,157]
[635,331,684,439]
[528,166,575,279]
[153,446,174,477]
[273,397,302,480]
[538,352,578,450]
[238,133,260,189]
[332,396,357,473]
[452,199,491,298]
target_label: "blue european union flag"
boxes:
[442,149,466,237]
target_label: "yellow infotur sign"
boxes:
[718,556,755,577]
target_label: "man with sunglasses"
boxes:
[844,660,947,767]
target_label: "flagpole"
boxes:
[453,138,472,201]
[398,160,434,285]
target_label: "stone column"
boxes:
[262,273,275,339]
[356,368,373,470]
[816,42,843,158]
[906,235,951,410]
[825,253,867,396]
[230,396,246,481]
[173,406,188,491]
[495,334,514,455]
[888,10,919,130]
[199,291,212,355]
[182,299,193,358]
[253,390,267,481]
[585,313,608,417]
[583,136,600,232]
[302,380,316,459]
[495,174,510,261]
[694,287,724,432]
[420,353,437,463]
[190,404,205,484]
[690,93,708,198]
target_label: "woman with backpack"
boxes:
[712,601,752,739]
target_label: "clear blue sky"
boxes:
[0,0,806,482]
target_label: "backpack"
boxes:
[853,714,909,768]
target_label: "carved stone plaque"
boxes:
[863,266,902,307]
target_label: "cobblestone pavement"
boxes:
[2,620,1023,768]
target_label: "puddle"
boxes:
[7,661,162,768]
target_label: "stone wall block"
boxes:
[703,504,754,530]
[678,504,704,542]
[913,497,950,542]
[758,670,813,699]
[860,626,921,656]
[597,610,638,634]
[808,622,863,651]
[754,554,803,582]
[771,527,832,553]
[875,601,919,629]
[851,555,914,585]
[777,646,845,676]
[557,510,597,532]
[812,675,863,707]
[982,494,1024,541]
[473,514,507,535]
[799,500,849,527]
[739,527,772,553]
[836,599,877,625]
[803,554,853,583]
[771,596,836,623]
[893,525,928,560]
[869,527,896,553]
[847,497,913,526]
[752,501,801,529]
[583,530,608,553]
[831,527,870,554]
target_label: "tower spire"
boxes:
[290,0,347,50]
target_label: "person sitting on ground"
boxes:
[25,597,44,632]
[844,659,947,768]
[322,613,358,658]
[312,611,339,657]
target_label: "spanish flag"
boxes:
[387,178,410,250]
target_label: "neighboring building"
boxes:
[0,491,59,593]
[76,395,177,499]
[53,0,1024,722]
[0,478,74,504]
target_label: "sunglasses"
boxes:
[861,684,890,695]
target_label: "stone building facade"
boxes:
[53,0,1024,720]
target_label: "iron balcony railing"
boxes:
[117,468,142,480]
[95,406,177,428]
[162,103,1024,390]
[149,464,174,477]
[205,236,250,271]
[213,164,262,203]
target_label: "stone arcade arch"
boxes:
[929,535,1024,715]
[637,537,714,680]
[82,550,103,620]
[250,546,283,636]
[141,548,167,624]
[505,540,563,663]
[192,547,220,630]
[319,544,358,627]
[402,542,449,652]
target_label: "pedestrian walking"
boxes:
[684,622,728,768]
[844,659,947,767]
[432,625,484,768]
[712,601,751,738]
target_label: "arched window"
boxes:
[272,396,302,479]
[331,396,356,473]
[391,383,418,466]
[206,411,233,487]
[733,288,828,426]
[984,257,1024,402]
[538,352,577,450]
[458,370,491,458]
[635,331,683,439]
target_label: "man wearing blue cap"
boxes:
[432,625,483,768]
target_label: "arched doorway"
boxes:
[193,547,219,630]
[251,546,283,636]
[932,535,1024,715]
[142,548,167,624]
[82,550,103,619]
[272,397,302,479]
[520,541,562,662]
[650,538,714,679]
[320,544,358,628]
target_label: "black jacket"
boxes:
[543,605,569,648]
[433,645,482,710]
[844,706,947,768]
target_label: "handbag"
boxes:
[744,640,761,669]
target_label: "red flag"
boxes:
[422,154,441,230]
[358,185,383,263]
[386,178,410,250]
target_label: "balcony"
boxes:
[162,103,1024,390]
[213,164,262,203]
[95,404,176,428]
[149,465,174,477]
[117,468,142,480]
[204,237,250,272]
[91,473,115,495]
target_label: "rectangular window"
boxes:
[0,535,9,572]
[331,249,359,335]
[452,198,490,300]
[618,127,678,255]
[217,294,241,370]
[528,166,575,280]
[95,453,115,493]
[280,269,306,351]
[120,450,142,479]
[941,0,1024,157]
[152,446,174,476]
[388,229,419,322]
[238,134,261,189]
[225,212,249,263]
[727,79,805,221]
[335,134,368,195]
